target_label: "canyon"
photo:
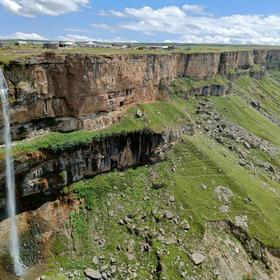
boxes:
[0,48,280,279]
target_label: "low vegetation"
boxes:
[44,130,280,278]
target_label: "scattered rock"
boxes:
[180,220,190,230]
[164,238,177,245]
[250,100,261,110]
[84,268,102,280]
[152,210,164,222]
[234,215,248,229]
[214,186,233,205]
[219,205,230,213]
[169,195,176,202]
[92,256,99,266]
[109,257,117,264]
[189,252,205,265]
[163,210,174,220]
[244,196,252,204]
[136,109,143,118]
[244,141,251,149]
[201,184,208,190]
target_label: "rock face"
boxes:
[0,126,193,217]
[191,84,229,97]
[2,49,280,140]
[4,53,178,138]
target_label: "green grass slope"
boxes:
[211,95,280,147]
[45,131,280,279]
[233,73,280,124]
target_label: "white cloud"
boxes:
[58,34,137,43]
[182,4,205,14]
[91,23,112,30]
[0,0,89,17]
[64,28,89,33]
[0,32,45,40]
[99,9,126,18]
[58,34,93,41]
[100,4,280,45]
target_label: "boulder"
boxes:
[189,252,206,265]
[169,195,176,202]
[214,186,233,205]
[163,210,174,220]
[84,268,102,280]
[136,109,144,118]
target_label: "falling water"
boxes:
[0,69,25,276]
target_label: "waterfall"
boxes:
[0,69,25,276]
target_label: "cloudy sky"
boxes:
[0,0,280,44]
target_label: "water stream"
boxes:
[0,69,25,276]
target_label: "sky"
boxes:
[0,0,280,44]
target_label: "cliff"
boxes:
[2,49,280,140]
[1,48,280,279]
[0,125,193,217]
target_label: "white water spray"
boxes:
[0,69,25,276]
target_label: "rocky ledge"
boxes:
[0,124,193,218]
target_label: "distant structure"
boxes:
[86,41,98,48]
[59,41,78,48]
[0,42,3,48]
[15,41,28,46]
[148,45,173,50]
[56,41,133,49]
[43,42,59,49]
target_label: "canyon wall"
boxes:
[2,49,280,139]
[0,125,193,217]
[0,48,280,219]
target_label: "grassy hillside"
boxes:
[38,70,280,279]
[43,132,280,279]
[232,73,280,124]
[211,95,280,146]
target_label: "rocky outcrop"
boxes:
[2,49,280,140]
[4,53,179,137]
[188,84,229,97]
[0,125,193,217]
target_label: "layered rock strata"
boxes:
[1,49,280,139]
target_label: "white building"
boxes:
[15,41,28,46]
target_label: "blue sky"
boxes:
[0,0,280,44]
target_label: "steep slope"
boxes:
[1,52,280,280]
